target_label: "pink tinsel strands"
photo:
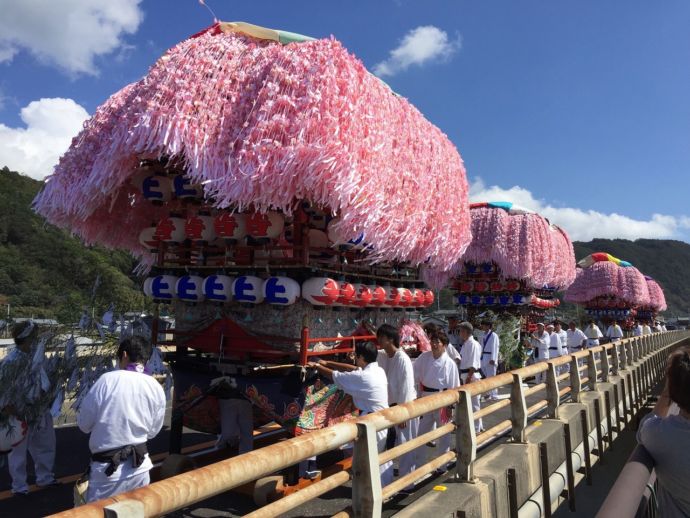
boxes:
[564,261,650,307]
[645,278,667,312]
[432,206,576,290]
[398,319,431,353]
[33,25,470,271]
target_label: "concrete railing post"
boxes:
[456,389,477,482]
[570,356,582,402]
[601,345,611,382]
[618,341,627,370]
[510,373,528,443]
[103,501,145,518]
[546,362,560,418]
[626,341,634,367]
[611,341,620,375]
[352,422,383,518]
[588,350,598,391]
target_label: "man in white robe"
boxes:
[642,321,653,335]
[546,324,564,375]
[311,341,393,486]
[376,324,418,489]
[554,322,569,357]
[445,316,462,355]
[529,323,550,383]
[566,322,587,353]
[5,321,58,496]
[606,321,624,342]
[414,329,460,471]
[585,320,604,347]
[633,321,644,337]
[479,320,500,401]
[77,336,166,502]
[458,322,483,433]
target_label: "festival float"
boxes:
[564,252,651,328]
[33,22,471,447]
[637,276,667,323]
[430,202,576,333]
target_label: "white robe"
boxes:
[332,363,392,485]
[530,332,550,383]
[377,349,418,483]
[606,325,624,341]
[413,351,460,466]
[633,325,643,337]
[548,332,564,358]
[459,337,483,431]
[554,329,568,356]
[566,328,587,353]
[642,325,652,335]
[77,369,166,503]
[480,330,500,399]
[585,325,603,346]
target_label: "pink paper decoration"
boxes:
[33,26,470,271]
[423,205,576,290]
[564,260,651,307]
[645,278,667,312]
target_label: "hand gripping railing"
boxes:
[49,330,689,518]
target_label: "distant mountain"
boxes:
[573,239,690,316]
[0,167,146,322]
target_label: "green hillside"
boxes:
[573,239,690,316]
[0,167,146,322]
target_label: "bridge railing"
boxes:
[50,330,689,518]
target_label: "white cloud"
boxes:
[0,98,89,180]
[373,25,461,77]
[469,177,690,242]
[0,0,144,75]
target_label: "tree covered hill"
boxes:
[0,167,146,322]
[573,239,690,316]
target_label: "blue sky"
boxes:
[1,0,689,241]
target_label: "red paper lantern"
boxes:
[505,280,521,292]
[383,287,401,307]
[369,286,386,306]
[423,290,435,307]
[398,288,413,307]
[336,282,356,306]
[459,281,473,293]
[490,281,504,292]
[474,281,489,293]
[214,213,247,241]
[353,284,373,307]
[302,278,340,306]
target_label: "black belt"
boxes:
[460,368,472,373]
[91,443,148,476]
[481,352,492,355]
[570,345,584,350]
[421,384,441,393]
[549,347,560,350]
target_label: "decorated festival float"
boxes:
[563,252,654,329]
[434,202,576,332]
[638,276,668,324]
[33,22,471,449]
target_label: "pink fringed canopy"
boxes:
[33,23,470,271]
[564,260,651,307]
[424,205,576,290]
[645,277,667,312]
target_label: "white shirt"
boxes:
[633,325,644,336]
[459,337,482,381]
[566,328,587,351]
[332,362,389,414]
[548,332,564,358]
[413,351,460,392]
[446,342,462,362]
[606,324,624,341]
[479,330,500,368]
[585,325,603,345]
[642,325,652,335]
[661,325,668,332]
[655,324,663,333]
[555,330,568,354]
[77,369,166,454]
[530,332,550,360]
[377,349,416,405]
